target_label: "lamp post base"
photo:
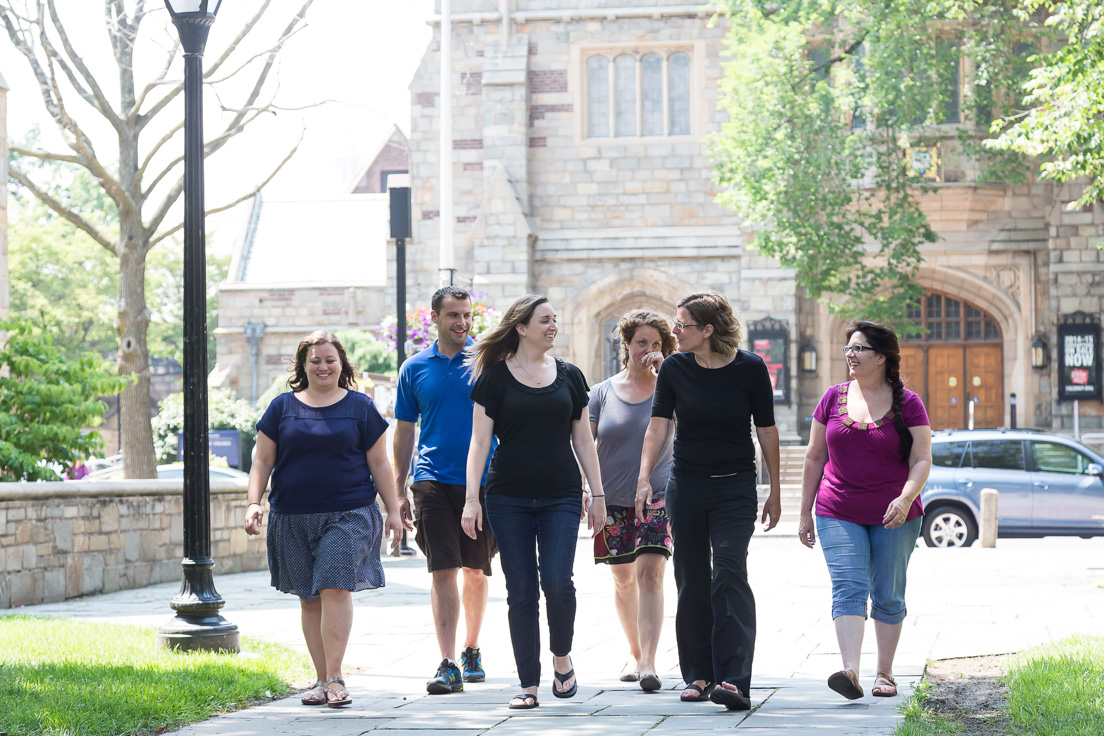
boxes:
[156,614,240,652]
[156,557,239,652]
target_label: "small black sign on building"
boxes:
[1057,311,1102,402]
[747,316,790,406]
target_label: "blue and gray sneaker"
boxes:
[460,646,485,683]
[427,659,463,694]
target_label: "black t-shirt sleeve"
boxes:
[469,364,501,420]
[564,362,589,420]
[651,358,676,419]
[748,356,776,427]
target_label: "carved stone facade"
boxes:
[408,0,800,439]
[402,1,1104,439]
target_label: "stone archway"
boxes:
[564,269,695,383]
[820,265,1027,428]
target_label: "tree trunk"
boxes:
[117,217,158,479]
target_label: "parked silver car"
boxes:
[920,429,1104,547]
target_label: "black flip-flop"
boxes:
[639,673,662,692]
[553,657,578,699]
[508,692,539,710]
[709,685,751,711]
[680,681,715,702]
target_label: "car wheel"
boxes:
[922,505,977,548]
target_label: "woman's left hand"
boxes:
[640,351,664,376]
[587,496,606,538]
[384,508,405,552]
[581,490,591,520]
[883,496,912,529]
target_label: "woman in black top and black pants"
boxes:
[462,294,606,710]
[636,292,781,710]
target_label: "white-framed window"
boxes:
[585,50,692,138]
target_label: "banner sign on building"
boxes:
[747,316,790,406]
[1058,313,1102,402]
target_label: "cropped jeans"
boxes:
[485,493,582,689]
[815,515,922,624]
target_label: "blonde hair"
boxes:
[465,294,549,379]
[678,292,742,358]
[617,310,677,366]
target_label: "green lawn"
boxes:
[894,636,1104,736]
[0,616,312,736]
[1004,635,1104,736]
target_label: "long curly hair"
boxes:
[618,310,678,366]
[465,295,549,379]
[287,330,358,392]
[846,320,913,462]
[678,292,742,357]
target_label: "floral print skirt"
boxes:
[593,500,673,565]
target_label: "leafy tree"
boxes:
[8,190,229,369]
[0,1,312,478]
[989,1,1104,207]
[151,389,260,465]
[711,0,1039,327]
[0,320,128,481]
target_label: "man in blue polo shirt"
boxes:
[394,286,496,695]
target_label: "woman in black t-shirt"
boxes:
[462,294,606,710]
[637,292,782,711]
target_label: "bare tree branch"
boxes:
[204,23,307,84]
[147,132,304,248]
[130,36,179,120]
[136,118,184,183]
[138,0,277,127]
[34,16,135,211]
[10,164,116,252]
[141,104,270,200]
[46,0,123,129]
[10,143,85,166]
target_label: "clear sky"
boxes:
[0,0,435,251]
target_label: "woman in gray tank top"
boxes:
[588,310,676,692]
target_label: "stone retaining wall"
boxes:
[0,480,266,609]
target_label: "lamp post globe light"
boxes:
[156,0,239,652]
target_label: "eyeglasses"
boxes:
[842,344,877,355]
[673,320,704,330]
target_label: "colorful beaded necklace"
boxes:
[837,381,895,430]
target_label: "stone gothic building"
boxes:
[397,1,1104,440]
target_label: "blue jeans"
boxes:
[485,494,582,688]
[815,515,922,624]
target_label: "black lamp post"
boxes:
[156,0,239,652]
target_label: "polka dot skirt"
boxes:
[267,503,385,600]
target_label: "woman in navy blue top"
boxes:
[245,330,410,708]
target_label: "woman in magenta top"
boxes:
[798,321,932,701]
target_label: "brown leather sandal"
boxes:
[827,668,864,699]
[325,676,352,708]
[872,673,898,697]
[301,680,326,706]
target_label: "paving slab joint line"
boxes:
[643,713,670,733]
[737,687,778,726]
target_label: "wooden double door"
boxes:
[900,345,1003,429]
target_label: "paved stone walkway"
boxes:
[19,526,1104,735]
